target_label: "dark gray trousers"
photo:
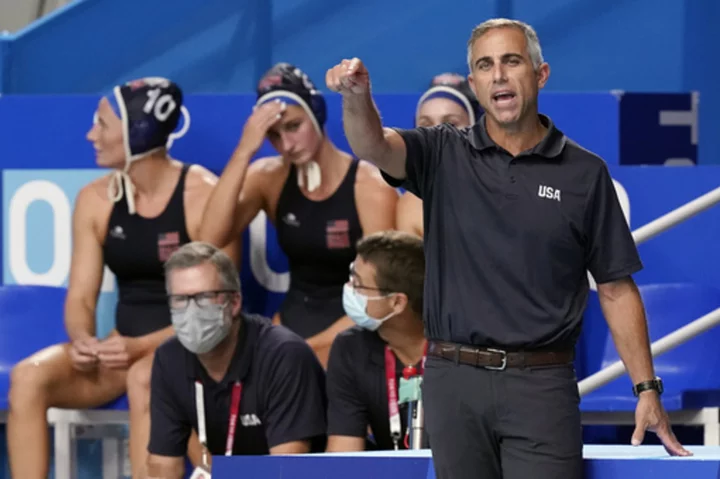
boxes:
[423,356,583,479]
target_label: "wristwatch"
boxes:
[632,377,664,397]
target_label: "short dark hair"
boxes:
[356,231,425,315]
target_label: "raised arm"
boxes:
[198,101,284,249]
[186,164,243,265]
[326,58,408,179]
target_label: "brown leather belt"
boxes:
[427,340,573,370]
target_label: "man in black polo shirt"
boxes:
[326,231,427,452]
[327,17,690,479]
[146,242,327,479]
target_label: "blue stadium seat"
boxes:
[0,285,70,410]
[580,283,720,444]
[0,284,129,479]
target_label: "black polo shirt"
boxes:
[382,114,642,349]
[148,314,327,457]
[326,326,429,450]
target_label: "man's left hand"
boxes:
[96,335,141,370]
[633,391,692,456]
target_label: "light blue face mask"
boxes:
[342,283,397,331]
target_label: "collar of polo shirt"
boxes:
[185,313,254,387]
[468,113,567,159]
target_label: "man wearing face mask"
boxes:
[146,242,327,479]
[325,231,428,452]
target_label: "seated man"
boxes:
[147,242,327,478]
[326,231,428,452]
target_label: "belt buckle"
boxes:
[484,348,507,371]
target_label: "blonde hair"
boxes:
[467,19,544,71]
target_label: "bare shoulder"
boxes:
[74,174,114,238]
[397,190,421,209]
[183,158,286,191]
[355,159,395,191]
[246,156,289,194]
[186,163,219,188]
[249,155,286,175]
[76,174,112,209]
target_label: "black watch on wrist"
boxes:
[633,377,664,397]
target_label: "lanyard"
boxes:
[384,342,427,450]
[195,380,243,464]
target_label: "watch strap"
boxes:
[633,377,663,397]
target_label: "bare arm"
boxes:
[64,185,105,340]
[198,148,263,249]
[343,95,407,179]
[327,58,407,179]
[270,440,311,455]
[396,192,424,237]
[597,276,655,385]
[147,454,184,479]
[187,164,243,267]
[326,435,366,453]
[199,101,284,249]
[355,162,398,234]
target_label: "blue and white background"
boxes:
[0,90,714,370]
[0,0,717,476]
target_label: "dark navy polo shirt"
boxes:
[326,326,429,450]
[381,114,642,349]
[148,314,327,457]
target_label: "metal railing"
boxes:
[578,184,720,396]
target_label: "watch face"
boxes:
[655,378,664,393]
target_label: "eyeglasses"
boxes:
[348,262,391,293]
[167,290,237,311]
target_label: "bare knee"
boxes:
[9,358,54,411]
[127,354,153,407]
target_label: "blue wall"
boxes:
[0,0,717,165]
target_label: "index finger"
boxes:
[73,342,97,357]
[96,339,121,353]
[347,58,361,74]
[255,100,285,116]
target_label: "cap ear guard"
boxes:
[257,63,327,131]
[103,77,186,215]
[167,105,191,149]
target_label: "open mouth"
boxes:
[492,91,517,104]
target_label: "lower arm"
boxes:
[342,94,390,166]
[64,301,96,341]
[198,149,251,246]
[600,280,655,385]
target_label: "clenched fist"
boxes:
[326,58,370,95]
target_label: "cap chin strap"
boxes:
[106,146,162,215]
[107,160,137,215]
[297,161,321,193]
[256,91,324,193]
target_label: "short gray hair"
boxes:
[467,18,544,71]
[164,241,241,293]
